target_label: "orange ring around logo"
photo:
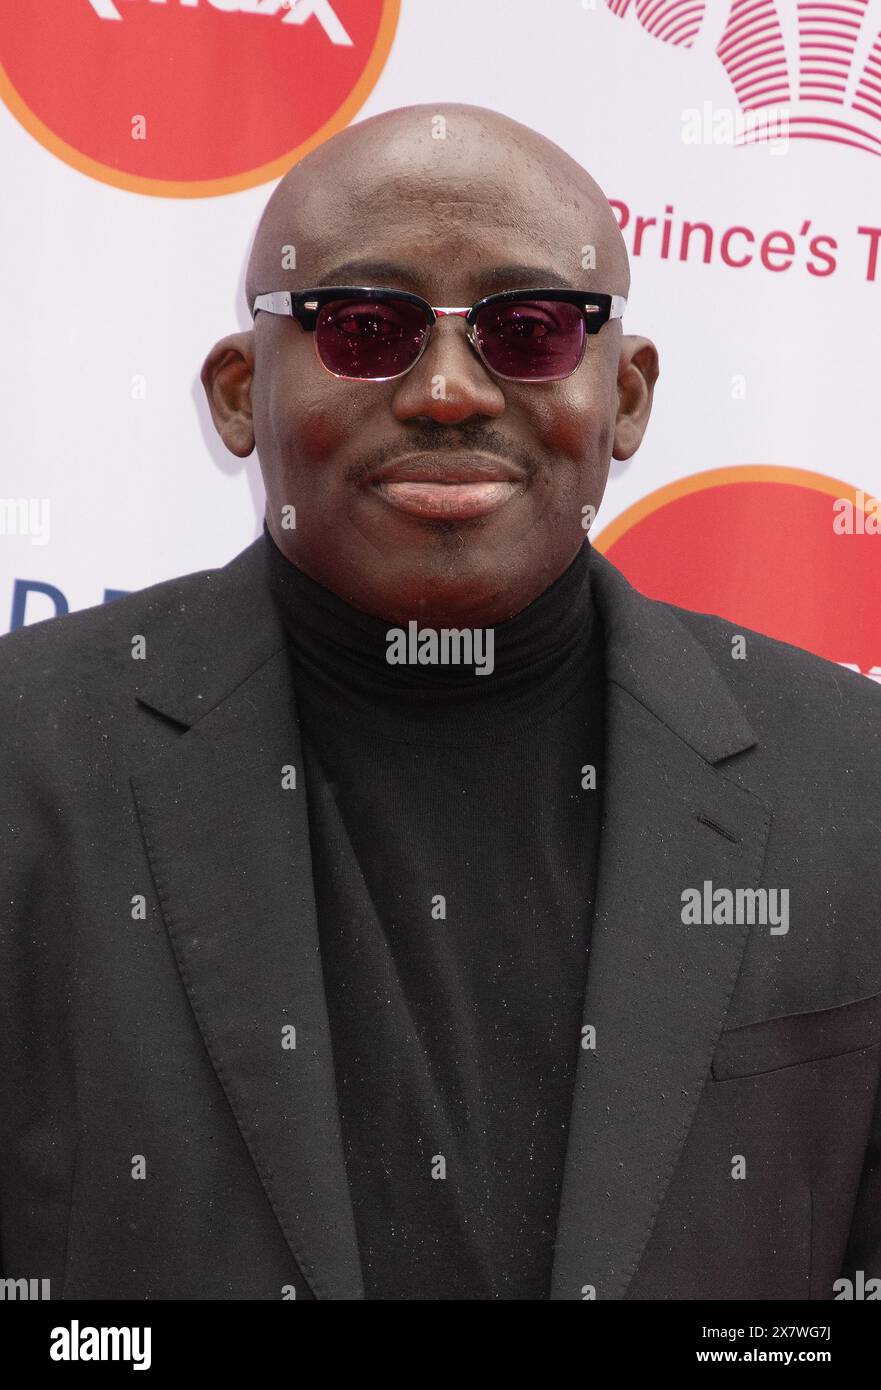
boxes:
[593,464,866,553]
[0,1,400,199]
[593,464,881,670]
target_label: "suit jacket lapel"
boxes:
[130,538,364,1300]
[549,551,772,1300]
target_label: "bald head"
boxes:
[245,103,630,311]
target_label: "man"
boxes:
[1,102,880,1302]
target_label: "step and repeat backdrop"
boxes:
[1,0,879,679]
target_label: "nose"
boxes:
[390,313,506,424]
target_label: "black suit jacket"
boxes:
[1,537,880,1300]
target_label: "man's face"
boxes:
[205,119,656,626]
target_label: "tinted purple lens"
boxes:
[473,298,585,380]
[314,297,429,379]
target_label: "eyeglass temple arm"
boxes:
[252,291,294,318]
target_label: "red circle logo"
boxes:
[0,0,400,197]
[594,466,881,680]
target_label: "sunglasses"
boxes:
[251,285,627,383]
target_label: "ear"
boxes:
[612,335,660,461]
[200,331,256,458]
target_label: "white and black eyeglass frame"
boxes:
[251,285,628,383]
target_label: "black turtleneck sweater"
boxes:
[263,525,605,1300]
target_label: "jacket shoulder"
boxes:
[671,601,881,729]
[0,539,267,702]
[0,561,218,676]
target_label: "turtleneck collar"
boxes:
[262,522,600,734]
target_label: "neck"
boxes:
[262,523,597,712]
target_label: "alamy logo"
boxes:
[833,1270,881,1298]
[681,880,790,934]
[87,0,352,42]
[607,1,881,158]
[50,1321,151,1371]
[386,622,495,676]
[0,1277,50,1299]
[0,497,51,546]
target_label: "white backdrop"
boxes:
[2,0,879,656]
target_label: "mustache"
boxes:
[346,426,541,487]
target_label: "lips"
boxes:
[367,453,526,521]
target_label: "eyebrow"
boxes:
[312,259,575,294]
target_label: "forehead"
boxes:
[282,143,604,293]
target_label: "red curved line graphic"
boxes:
[726,0,772,28]
[726,40,786,73]
[656,16,703,45]
[740,83,793,102]
[731,56,789,83]
[719,24,782,65]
